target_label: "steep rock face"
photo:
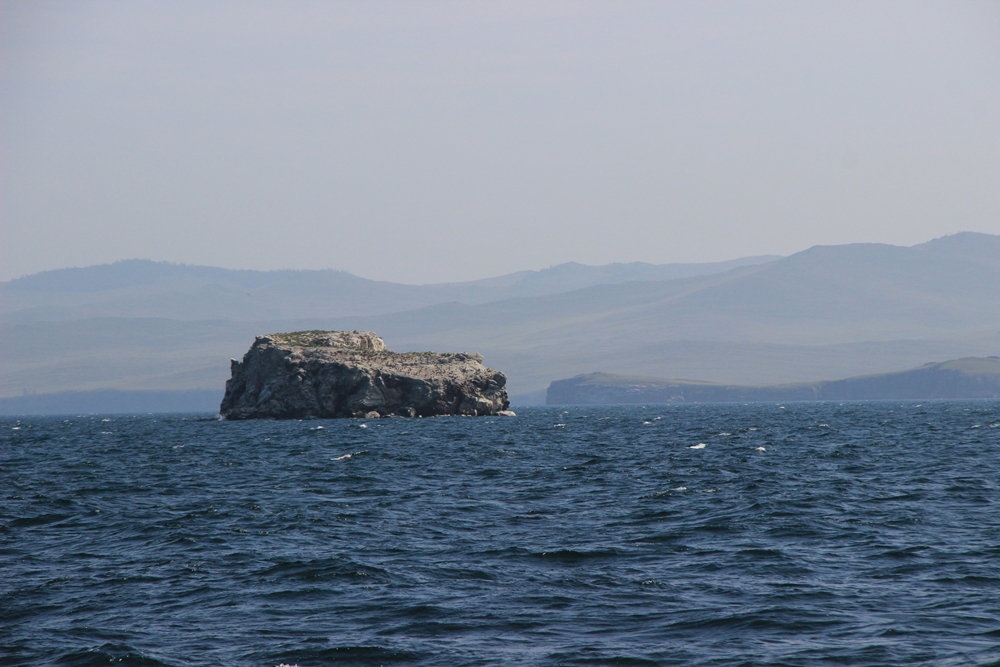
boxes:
[220,331,509,419]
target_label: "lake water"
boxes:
[3,401,1000,666]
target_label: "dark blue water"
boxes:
[3,402,1000,667]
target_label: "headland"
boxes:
[547,357,1000,404]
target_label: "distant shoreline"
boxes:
[0,389,222,416]
[547,357,1000,405]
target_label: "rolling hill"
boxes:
[0,255,778,323]
[547,357,1000,404]
[1,232,998,410]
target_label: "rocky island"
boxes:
[220,331,510,419]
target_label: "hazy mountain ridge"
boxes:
[1,233,998,406]
[331,232,1000,351]
[4,317,998,403]
[0,255,780,323]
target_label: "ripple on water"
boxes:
[1,401,999,666]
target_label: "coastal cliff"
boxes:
[221,331,509,419]
[547,357,1000,405]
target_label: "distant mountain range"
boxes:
[0,255,779,323]
[2,232,999,411]
[547,357,1000,404]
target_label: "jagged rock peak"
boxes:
[220,330,509,420]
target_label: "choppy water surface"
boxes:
[3,402,1000,667]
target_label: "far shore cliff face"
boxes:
[220,331,509,419]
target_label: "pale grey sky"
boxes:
[2,1,999,284]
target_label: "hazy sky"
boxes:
[2,1,999,284]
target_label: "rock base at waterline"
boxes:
[220,331,510,419]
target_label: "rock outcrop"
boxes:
[220,331,510,419]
